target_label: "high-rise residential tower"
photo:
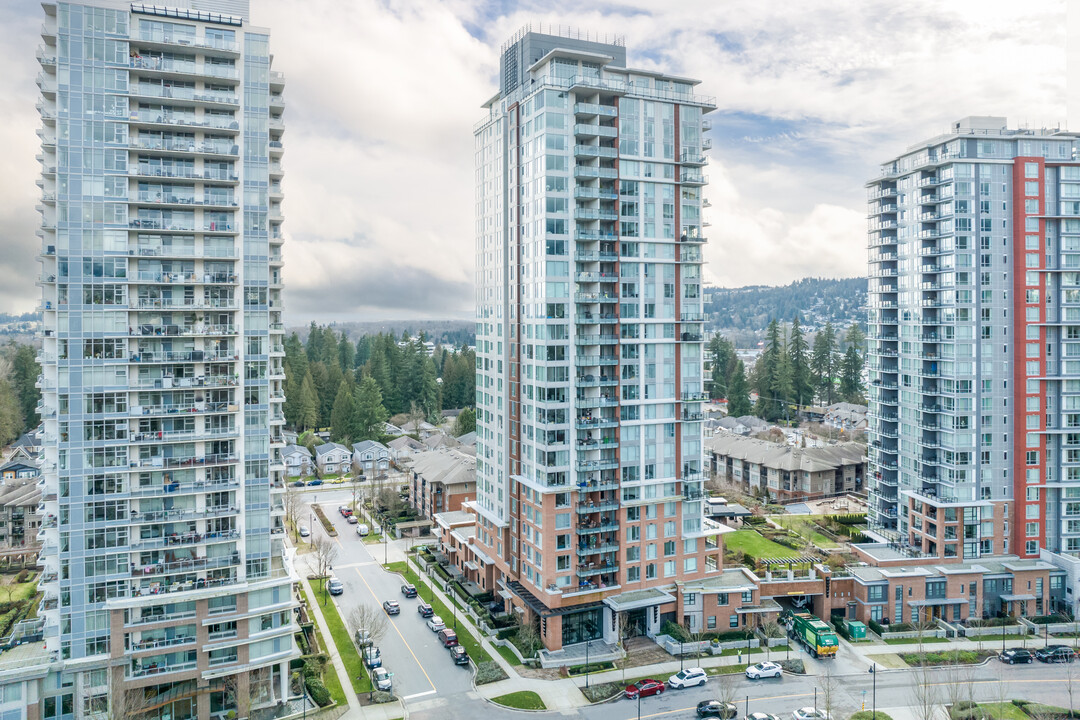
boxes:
[35,1,296,716]
[471,27,727,652]
[866,116,1080,567]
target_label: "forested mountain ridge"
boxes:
[705,277,867,337]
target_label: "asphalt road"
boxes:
[304,489,473,704]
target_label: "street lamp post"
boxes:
[1002,618,1007,653]
[636,690,641,720]
[869,663,877,720]
[585,637,592,688]
[680,637,684,672]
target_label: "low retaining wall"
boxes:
[654,633,761,656]
[877,628,947,641]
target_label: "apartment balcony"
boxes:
[575,417,619,430]
[129,137,239,157]
[574,355,618,366]
[574,208,618,221]
[577,312,618,324]
[573,102,618,118]
[574,145,618,160]
[573,123,618,138]
[576,499,619,514]
[573,186,618,201]
[577,562,618,578]
[129,112,240,134]
[574,334,618,346]
[575,395,618,409]
[575,374,617,387]
[679,150,708,166]
[573,166,618,180]
[679,171,706,185]
[127,659,198,680]
[576,540,619,557]
[130,270,237,284]
[577,521,619,535]
[132,192,238,210]
[129,164,238,183]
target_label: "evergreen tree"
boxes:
[844,322,866,352]
[11,344,39,427]
[754,319,788,421]
[0,380,23,447]
[726,361,752,417]
[788,317,812,412]
[811,321,839,405]
[840,345,865,403]
[452,407,476,437]
[354,375,389,441]
[338,332,355,372]
[283,367,301,427]
[298,370,319,430]
[330,382,356,444]
[417,355,441,423]
[708,335,735,400]
[284,332,307,381]
[771,333,794,422]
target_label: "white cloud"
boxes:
[0,0,1070,316]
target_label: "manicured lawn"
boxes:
[388,561,495,666]
[491,691,546,710]
[307,583,372,695]
[495,642,523,666]
[297,585,347,706]
[723,530,799,559]
[884,636,950,645]
[772,516,840,549]
[977,703,1030,720]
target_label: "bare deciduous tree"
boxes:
[110,672,154,720]
[348,604,389,647]
[715,668,739,708]
[284,485,305,543]
[617,611,634,683]
[910,661,943,720]
[222,673,253,720]
[820,666,839,720]
[312,536,338,578]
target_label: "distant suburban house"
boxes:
[455,431,476,448]
[383,422,404,437]
[706,433,867,502]
[3,428,43,463]
[401,420,437,437]
[409,448,476,519]
[314,442,352,476]
[352,440,390,477]
[282,430,299,446]
[824,402,868,432]
[282,445,313,477]
[387,435,425,462]
[0,460,38,481]
[0,480,41,548]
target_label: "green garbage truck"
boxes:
[782,610,839,658]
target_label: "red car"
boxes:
[438,628,458,647]
[625,679,665,699]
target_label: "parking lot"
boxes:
[309,491,473,704]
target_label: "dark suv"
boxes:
[417,602,433,618]
[999,649,1034,664]
[1037,646,1076,663]
[401,583,417,598]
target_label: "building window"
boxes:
[717,593,728,606]
[729,614,739,628]
[684,593,696,607]
[707,616,716,629]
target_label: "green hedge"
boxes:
[568,661,616,676]
[305,676,332,707]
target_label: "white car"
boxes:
[426,615,446,632]
[747,713,781,720]
[298,525,310,538]
[356,524,370,536]
[668,667,707,689]
[745,661,783,680]
[792,708,830,720]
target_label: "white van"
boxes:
[356,524,370,536]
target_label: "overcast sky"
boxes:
[0,0,1068,322]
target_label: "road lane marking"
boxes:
[353,566,437,693]
[402,690,438,701]
[636,690,818,719]
[334,561,378,569]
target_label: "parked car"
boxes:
[298,525,310,538]
[347,515,358,524]
[668,667,707,689]
[438,628,458,647]
[401,583,418,598]
[792,708,830,720]
[363,646,382,669]
[338,505,352,517]
[307,479,323,487]
[383,600,400,615]
[450,644,469,665]
[746,661,783,679]
[696,701,738,718]
[999,649,1035,664]
[357,524,370,536]
[625,679,665,699]
[746,713,781,720]
[417,602,433,618]
[354,629,373,649]
[427,616,446,632]
[326,577,344,596]
[1037,646,1076,663]
[292,480,305,487]
[372,666,392,692]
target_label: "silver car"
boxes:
[373,666,392,692]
